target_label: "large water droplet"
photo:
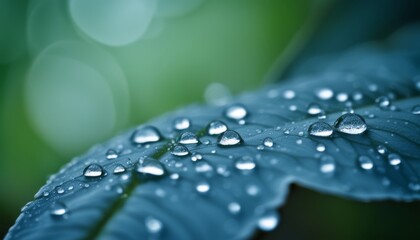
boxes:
[258,211,279,231]
[171,144,190,156]
[207,120,228,135]
[173,117,191,130]
[388,153,401,166]
[307,103,322,115]
[83,164,104,178]
[106,149,118,160]
[145,216,163,234]
[178,132,199,144]
[263,137,274,147]
[136,159,165,176]
[131,126,162,144]
[308,121,333,137]
[358,155,374,170]
[50,202,67,217]
[225,104,247,120]
[196,181,210,193]
[218,130,242,146]
[235,156,256,170]
[320,155,335,174]
[334,113,367,134]
[316,88,333,100]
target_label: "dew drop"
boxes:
[83,164,104,178]
[218,130,242,146]
[145,216,162,234]
[56,187,64,194]
[173,117,191,130]
[196,182,210,193]
[336,92,348,102]
[316,88,333,100]
[334,113,367,134]
[358,155,374,170]
[131,126,162,144]
[375,96,391,109]
[388,153,401,166]
[106,149,118,160]
[320,155,335,174]
[283,90,295,99]
[113,164,126,174]
[207,120,228,135]
[308,121,333,137]
[263,137,274,147]
[246,185,259,196]
[316,143,326,152]
[225,104,247,120]
[171,144,190,156]
[191,153,203,161]
[258,211,279,231]
[178,132,199,144]
[411,105,420,114]
[377,145,387,155]
[228,202,241,214]
[136,159,165,176]
[50,202,67,217]
[307,103,322,115]
[235,156,256,170]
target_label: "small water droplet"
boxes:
[83,164,104,178]
[336,92,348,102]
[352,92,363,101]
[145,216,162,234]
[246,185,259,196]
[131,126,162,144]
[228,202,241,214]
[316,88,333,100]
[388,153,401,166]
[316,143,326,152]
[308,121,333,137]
[218,130,242,146]
[106,149,118,160]
[283,90,295,99]
[196,182,210,193]
[225,104,247,120]
[207,120,228,135]
[235,156,256,170]
[173,117,191,130]
[377,145,387,155]
[358,155,374,170]
[320,155,335,174]
[258,211,279,231]
[263,137,274,147]
[50,202,67,217]
[171,144,190,156]
[113,164,126,174]
[411,105,420,114]
[136,159,165,176]
[375,96,391,109]
[56,187,65,194]
[307,103,322,115]
[334,113,367,134]
[195,162,213,173]
[288,105,297,111]
[179,132,199,144]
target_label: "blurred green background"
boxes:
[1,0,419,239]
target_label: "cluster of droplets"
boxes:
[308,113,367,137]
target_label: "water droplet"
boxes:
[207,120,228,135]
[218,130,242,146]
[171,144,190,156]
[308,121,333,137]
[131,126,162,144]
[191,153,203,161]
[113,164,126,174]
[316,88,333,100]
[307,103,322,115]
[106,149,118,160]
[334,113,367,134]
[56,187,64,194]
[411,105,420,114]
[173,117,191,130]
[358,156,374,170]
[50,202,67,217]
[145,216,162,234]
[316,143,326,152]
[225,104,247,120]
[136,159,165,176]
[320,155,335,174]
[228,202,241,214]
[375,96,391,109]
[246,185,259,196]
[178,132,199,144]
[352,92,363,101]
[288,105,297,111]
[196,182,210,193]
[336,92,348,102]
[377,145,387,155]
[195,162,213,173]
[283,90,295,99]
[258,211,279,231]
[388,153,401,166]
[235,156,256,170]
[263,137,274,147]
[83,164,104,178]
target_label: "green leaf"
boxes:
[6,24,420,240]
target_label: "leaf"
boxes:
[6,25,420,240]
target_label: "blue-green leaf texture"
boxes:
[6,24,420,240]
